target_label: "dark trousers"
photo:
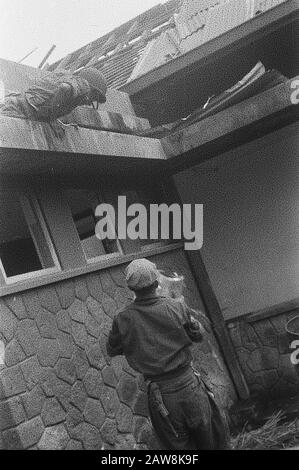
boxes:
[147,368,231,450]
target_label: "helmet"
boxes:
[77,67,107,103]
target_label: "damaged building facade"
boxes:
[0,0,298,450]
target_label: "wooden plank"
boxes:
[165,176,250,399]
[162,77,299,159]
[185,249,250,399]
[0,116,166,159]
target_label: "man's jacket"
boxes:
[0,71,90,121]
[106,295,203,379]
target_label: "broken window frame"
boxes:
[64,188,123,265]
[0,192,61,284]
[64,181,175,265]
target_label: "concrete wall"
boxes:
[0,249,235,450]
[174,122,299,398]
[175,122,299,321]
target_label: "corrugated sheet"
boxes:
[174,11,206,39]
[202,0,252,43]
[176,0,287,40]
[179,0,226,18]
[179,0,288,53]
[252,0,287,15]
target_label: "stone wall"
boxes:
[0,249,236,450]
[228,307,299,398]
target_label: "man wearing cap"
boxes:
[106,258,230,450]
[0,67,107,122]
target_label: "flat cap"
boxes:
[125,258,158,290]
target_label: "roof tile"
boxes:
[49,0,181,88]
[49,0,288,88]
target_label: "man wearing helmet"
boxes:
[0,67,107,122]
[106,258,230,450]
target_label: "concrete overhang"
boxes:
[0,77,297,179]
[0,114,167,178]
[0,57,169,178]
[162,76,299,173]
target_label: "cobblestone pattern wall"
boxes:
[0,249,236,450]
[228,308,299,398]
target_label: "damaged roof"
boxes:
[49,0,181,88]
[130,0,289,79]
[175,0,287,45]
[49,0,290,88]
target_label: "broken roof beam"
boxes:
[0,116,166,160]
[162,77,299,168]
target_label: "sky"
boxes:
[0,0,166,67]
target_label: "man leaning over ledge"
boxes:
[0,67,107,136]
[106,258,231,450]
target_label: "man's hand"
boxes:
[57,119,79,130]
[106,318,124,357]
[190,316,205,334]
[186,315,204,342]
[49,120,66,138]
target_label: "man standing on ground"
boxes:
[106,258,230,450]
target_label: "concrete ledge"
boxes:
[0,115,165,158]
[0,243,183,298]
[162,77,299,167]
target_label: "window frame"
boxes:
[0,192,61,285]
[64,183,177,265]
[64,188,124,264]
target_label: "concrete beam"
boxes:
[0,115,165,159]
[162,77,299,167]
